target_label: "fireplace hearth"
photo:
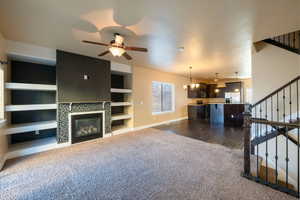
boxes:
[69,111,105,144]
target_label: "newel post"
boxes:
[243,105,252,176]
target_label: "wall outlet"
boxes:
[83,74,89,80]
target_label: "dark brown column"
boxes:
[243,110,252,176]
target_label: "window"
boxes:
[152,81,175,114]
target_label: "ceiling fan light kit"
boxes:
[82,33,148,60]
[109,46,125,57]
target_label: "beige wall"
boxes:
[252,43,300,103]
[0,32,7,169]
[133,66,192,127]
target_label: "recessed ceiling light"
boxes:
[178,47,184,52]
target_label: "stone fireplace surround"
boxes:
[57,102,111,144]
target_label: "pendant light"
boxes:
[183,66,199,90]
[214,73,226,88]
[234,72,240,92]
[214,73,219,82]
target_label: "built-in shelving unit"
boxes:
[7,136,68,159]
[5,58,59,159]
[111,114,132,121]
[5,82,57,91]
[5,104,57,112]
[111,102,132,107]
[110,62,133,134]
[6,120,57,135]
[111,88,132,93]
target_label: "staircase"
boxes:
[263,30,300,55]
[243,76,300,198]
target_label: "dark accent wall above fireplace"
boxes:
[56,50,111,103]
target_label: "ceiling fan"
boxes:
[82,33,148,60]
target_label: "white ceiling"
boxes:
[0,0,299,79]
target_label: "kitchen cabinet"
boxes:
[188,104,210,120]
[187,83,207,98]
[187,82,241,99]
[225,82,242,93]
[206,84,225,98]
[224,104,244,126]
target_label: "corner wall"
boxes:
[252,43,300,103]
[0,32,8,170]
[132,66,192,127]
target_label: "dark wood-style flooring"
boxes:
[154,119,244,149]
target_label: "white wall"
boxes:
[0,32,8,170]
[252,43,300,103]
[6,40,56,65]
[252,42,300,186]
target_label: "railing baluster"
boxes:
[297,79,299,196]
[255,106,259,178]
[293,32,296,49]
[283,88,289,188]
[276,92,279,184]
[265,100,268,183]
[244,76,300,197]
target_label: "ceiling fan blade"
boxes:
[98,51,110,57]
[82,40,108,46]
[123,52,132,60]
[125,46,148,52]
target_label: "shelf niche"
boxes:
[9,60,57,145]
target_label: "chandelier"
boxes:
[183,66,199,90]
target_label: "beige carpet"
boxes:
[0,128,296,200]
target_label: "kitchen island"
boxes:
[188,103,248,127]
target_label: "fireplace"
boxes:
[69,111,105,144]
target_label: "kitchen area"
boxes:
[187,80,250,127]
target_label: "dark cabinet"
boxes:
[216,87,225,98]
[187,83,207,98]
[207,84,217,98]
[225,82,242,93]
[206,84,225,98]
[188,105,210,120]
[187,82,241,99]
[224,104,244,126]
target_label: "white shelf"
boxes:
[111,125,133,135]
[7,136,69,159]
[111,102,132,107]
[5,104,57,112]
[111,88,132,93]
[5,82,57,91]
[6,120,57,135]
[111,114,132,121]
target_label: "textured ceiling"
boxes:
[0,0,299,79]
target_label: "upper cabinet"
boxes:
[225,82,242,93]
[56,50,111,103]
[187,81,241,99]
[187,83,207,98]
[206,84,226,98]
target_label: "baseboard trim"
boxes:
[0,154,7,171]
[133,117,188,131]
[6,142,70,160]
